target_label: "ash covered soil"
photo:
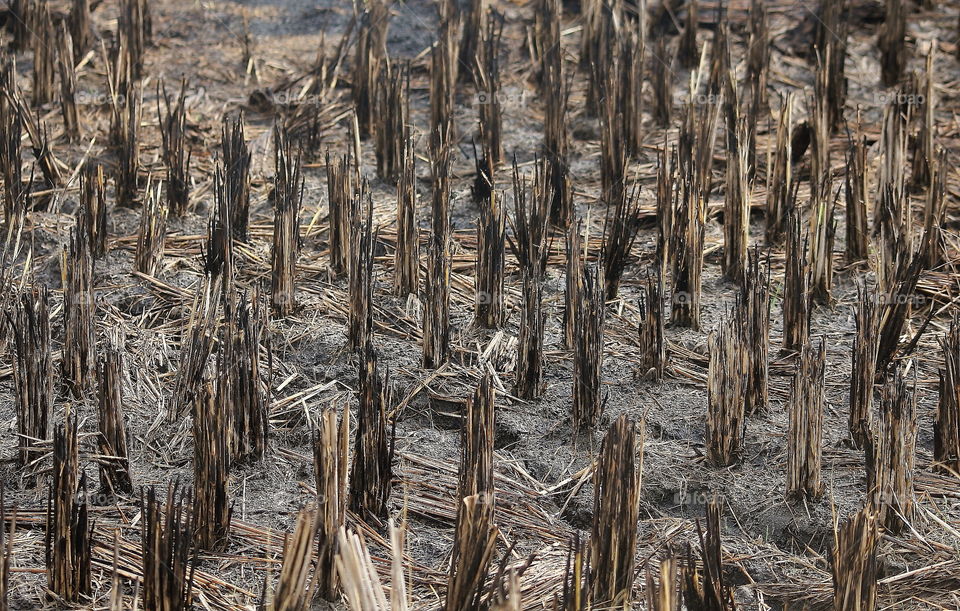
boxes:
[2,0,960,609]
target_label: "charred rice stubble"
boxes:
[0,62,25,226]
[706,316,747,468]
[135,178,168,276]
[314,406,349,600]
[222,114,252,242]
[444,493,498,611]
[849,283,879,449]
[170,275,220,420]
[741,249,771,416]
[326,150,358,277]
[117,0,151,82]
[831,508,879,611]
[32,2,55,108]
[9,74,62,197]
[62,226,95,398]
[645,555,679,611]
[46,414,91,603]
[722,117,751,285]
[815,0,848,133]
[682,499,736,610]
[655,145,677,281]
[638,274,666,382]
[348,188,375,352]
[807,86,836,305]
[935,316,960,474]
[677,0,699,69]
[867,365,917,534]
[271,126,304,317]
[79,164,108,259]
[264,505,320,610]
[572,264,605,431]
[765,93,794,244]
[475,173,505,327]
[9,286,53,469]
[353,0,388,139]
[0,491,13,611]
[394,134,419,297]
[375,61,408,183]
[97,343,133,495]
[459,372,496,504]
[540,0,571,229]
[563,220,583,351]
[511,160,550,400]
[745,0,769,177]
[69,0,93,60]
[158,77,193,216]
[57,23,81,142]
[601,180,642,301]
[349,343,396,521]
[651,34,673,128]
[141,485,196,611]
[423,141,452,369]
[786,339,826,502]
[878,0,906,87]
[475,9,504,169]
[115,86,142,209]
[669,159,705,330]
[192,381,232,552]
[589,414,644,607]
[781,209,811,354]
[225,292,270,463]
[844,119,870,263]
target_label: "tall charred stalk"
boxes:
[589,415,643,606]
[57,24,81,141]
[677,0,699,68]
[878,0,906,87]
[423,143,452,369]
[786,339,826,501]
[563,221,583,350]
[62,227,95,397]
[46,414,91,603]
[706,318,746,467]
[9,287,52,468]
[375,62,407,182]
[457,0,484,84]
[867,366,917,534]
[656,146,676,280]
[844,122,869,262]
[875,252,924,375]
[135,179,168,276]
[511,161,550,399]
[314,407,349,600]
[69,0,93,60]
[920,149,946,268]
[765,94,794,244]
[936,318,960,474]
[265,505,319,610]
[911,48,936,192]
[444,493,498,611]
[158,78,192,216]
[745,0,769,176]
[0,63,24,226]
[353,0,388,138]
[459,373,496,503]
[637,275,666,381]
[601,183,642,300]
[781,211,810,353]
[97,343,133,495]
[651,35,673,127]
[476,11,504,168]
[171,276,219,419]
[815,0,848,132]
[849,284,879,449]
[114,86,141,208]
[542,2,570,228]
[723,119,750,284]
[573,265,605,430]
[742,250,770,416]
[222,114,251,241]
[193,381,232,551]
[808,86,836,304]
[430,9,457,151]
[599,73,626,218]
[79,164,108,259]
[32,3,55,107]
[394,136,419,297]
[670,158,706,330]
[349,343,396,520]
[141,485,196,611]
[475,190,505,328]
[271,126,304,317]
[831,508,879,611]
[117,0,150,82]
[11,75,61,191]
[326,151,357,276]
[348,190,375,352]
[225,292,270,462]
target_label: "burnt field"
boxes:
[1,0,960,609]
